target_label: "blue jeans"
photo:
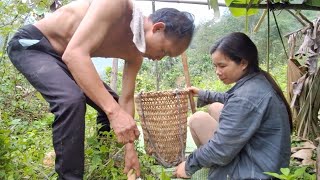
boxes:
[7,24,118,179]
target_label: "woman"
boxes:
[175,32,292,179]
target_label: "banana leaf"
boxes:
[297,69,320,139]
[224,0,259,17]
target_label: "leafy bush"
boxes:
[265,167,316,180]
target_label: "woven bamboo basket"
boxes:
[135,90,189,167]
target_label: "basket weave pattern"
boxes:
[135,90,189,167]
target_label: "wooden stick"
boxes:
[127,169,136,180]
[181,52,196,114]
[317,139,320,180]
[253,9,267,33]
[111,58,118,93]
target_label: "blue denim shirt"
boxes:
[185,73,291,179]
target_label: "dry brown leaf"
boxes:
[291,149,313,160]
[43,151,55,167]
[302,158,315,166]
[302,141,317,149]
[291,141,316,153]
[296,29,315,57]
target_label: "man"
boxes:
[7,0,195,179]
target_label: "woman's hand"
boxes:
[174,161,191,179]
[187,86,200,96]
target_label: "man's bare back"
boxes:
[35,0,140,61]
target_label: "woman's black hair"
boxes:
[210,32,293,132]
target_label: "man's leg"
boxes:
[86,83,119,134]
[8,39,86,179]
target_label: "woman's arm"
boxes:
[197,90,228,107]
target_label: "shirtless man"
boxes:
[7,0,194,179]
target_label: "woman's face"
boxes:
[211,50,248,85]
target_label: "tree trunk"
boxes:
[111,58,118,93]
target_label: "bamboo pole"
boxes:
[253,9,267,32]
[317,140,320,180]
[181,52,196,114]
[286,10,307,27]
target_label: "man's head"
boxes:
[144,8,195,60]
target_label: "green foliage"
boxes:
[0,128,13,179]
[84,129,127,179]
[260,61,288,94]
[0,44,49,179]
[0,114,55,180]
[136,70,157,92]
[84,107,159,179]
[264,167,316,180]
[160,169,171,180]
[104,66,123,94]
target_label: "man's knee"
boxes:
[63,89,86,105]
[50,89,86,115]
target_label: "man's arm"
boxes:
[61,0,138,144]
[120,59,143,177]
[119,59,142,116]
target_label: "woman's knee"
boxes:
[208,102,223,121]
[188,111,211,129]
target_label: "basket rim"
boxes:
[135,89,189,98]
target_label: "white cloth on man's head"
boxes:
[130,4,146,53]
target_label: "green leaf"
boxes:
[34,7,46,15]
[293,167,307,177]
[264,172,286,179]
[92,155,102,166]
[10,119,21,125]
[160,169,171,180]
[280,168,290,176]
[99,145,108,153]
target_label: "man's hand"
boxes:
[124,143,141,177]
[108,107,140,144]
[187,86,200,96]
[174,161,191,179]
